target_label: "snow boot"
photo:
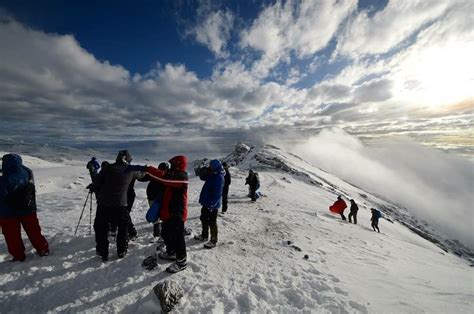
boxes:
[166,262,187,273]
[194,234,208,242]
[158,251,176,261]
[204,241,217,249]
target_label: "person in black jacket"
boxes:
[92,150,145,261]
[221,162,231,213]
[348,199,359,224]
[245,170,260,202]
[370,208,381,233]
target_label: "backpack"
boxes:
[375,210,382,219]
[5,182,36,210]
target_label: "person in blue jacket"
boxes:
[194,159,224,248]
[0,154,49,261]
[86,157,100,180]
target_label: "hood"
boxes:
[169,155,188,172]
[2,154,23,175]
[209,159,224,172]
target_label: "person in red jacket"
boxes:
[145,155,188,273]
[329,195,347,221]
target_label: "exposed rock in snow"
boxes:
[153,281,184,313]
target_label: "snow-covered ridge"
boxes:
[1,145,473,313]
[198,142,474,264]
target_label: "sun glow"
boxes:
[396,40,474,108]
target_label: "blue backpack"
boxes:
[375,210,383,219]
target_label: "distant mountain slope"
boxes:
[201,142,473,264]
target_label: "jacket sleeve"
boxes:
[146,166,188,188]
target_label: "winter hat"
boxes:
[116,150,133,163]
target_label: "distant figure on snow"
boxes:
[86,157,100,180]
[370,208,381,233]
[348,199,359,224]
[245,169,260,202]
[221,162,231,213]
[329,195,347,221]
[195,159,225,249]
[0,154,49,261]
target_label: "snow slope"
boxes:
[0,145,473,313]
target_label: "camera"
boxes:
[194,165,211,177]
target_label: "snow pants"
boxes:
[109,192,137,238]
[371,219,380,232]
[161,218,187,265]
[200,207,218,243]
[94,205,130,257]
[0,212,49,261]
[348,211,357,224]
[222,185,229,212]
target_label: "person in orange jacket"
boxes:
[145,156,188,273]
[329,195,347,221]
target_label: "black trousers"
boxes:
[110,193,136,237]
[371,219,380,232]
[348,211,357,224]
[200,207,218,242]
[222,185,229,212]
[161,218,187,263]
[94,205,130,256]
[249,185,257,201]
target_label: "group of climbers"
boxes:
[329,195,382,232]
[1,150,383,272]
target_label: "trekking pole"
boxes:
[89,190,93,234]
[75,190,91,236]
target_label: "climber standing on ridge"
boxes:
[144,156,189,273]
[329,195,347,221]
[348,199,359,224]
[221,162,231,214]
[86,157,100,180]
[370,208,381,233]
[195,159,225,249]
[245,169,260,202]
[0,154,49,262]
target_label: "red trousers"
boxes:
[0,212,49,261]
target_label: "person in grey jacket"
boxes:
[92,150,145,261]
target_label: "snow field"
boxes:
[0,154,473,313]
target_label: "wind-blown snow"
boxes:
[0,146,473,313]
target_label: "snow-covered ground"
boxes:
[0,145,473,313]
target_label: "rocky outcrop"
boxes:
[153,281,184,313]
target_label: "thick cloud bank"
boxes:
[289,128,474,249]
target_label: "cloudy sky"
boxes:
[0,0,472,156]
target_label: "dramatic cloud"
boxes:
[0,0,472,157]
[289,128,474,249]
[335,0,451,58]
[240,0,357,78]
[187,9,234,58]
